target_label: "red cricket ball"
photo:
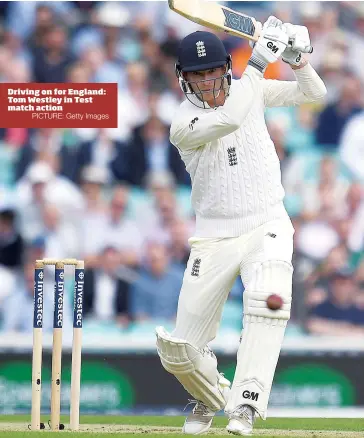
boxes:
[266,294,283,311]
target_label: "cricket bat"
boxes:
[168,0,313,53]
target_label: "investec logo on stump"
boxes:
[73,271,84,327]
[34,274,43,327]
[55,273,64,328]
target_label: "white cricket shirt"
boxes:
[170,64,327,237]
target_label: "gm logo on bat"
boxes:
[267,41,278,53]
[222,9,255,36]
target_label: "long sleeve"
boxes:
[263,62,327,108]
[170,66,263,151]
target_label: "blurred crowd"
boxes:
[0,1,363,338]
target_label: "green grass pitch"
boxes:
[0,415,363,437]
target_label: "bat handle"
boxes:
[302,45,313,54]
[288,40,313,54]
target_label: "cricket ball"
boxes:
[266,294,283,311]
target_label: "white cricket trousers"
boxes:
[172,217,295,348]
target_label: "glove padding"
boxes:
[282,23,310,66]
[252,16,288,65]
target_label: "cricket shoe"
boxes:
[182,400,216,435]
[226,404,256,436]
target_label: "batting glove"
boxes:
[282,23,311,66]
[248,16,288,72]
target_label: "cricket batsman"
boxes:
[156,16,326,435]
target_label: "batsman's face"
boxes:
[185,66,226,101]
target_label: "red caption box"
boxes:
[0,83,117,128]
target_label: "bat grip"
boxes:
[301,45,313,54]
[288,40,313,54]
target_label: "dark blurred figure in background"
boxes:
[130,241,183,321]
[27,4,55,52]
[0,207,23,269]
[339,109,364,182]
[315,72,363,147]
[76,129,127,185]
[307,269,364,336]
[122,116,190,187]
[83,245,130,328]
[32,23,74,83]
[104,185,144,269]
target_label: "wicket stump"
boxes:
[31,258,85,431]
